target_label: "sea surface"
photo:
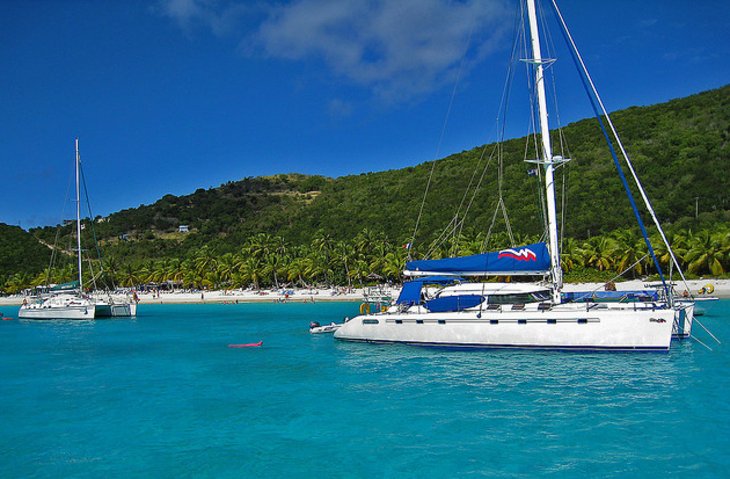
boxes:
[1,300,729,478]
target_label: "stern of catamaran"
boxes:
[673,302,694,339]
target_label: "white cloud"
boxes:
[159,0,510,101]
[157,0,255,36]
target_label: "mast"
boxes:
[75,138,83,294]
[526,0,562,302]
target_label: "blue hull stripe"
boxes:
[337,338,668,352]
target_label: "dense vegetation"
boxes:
[2,226,729,295]
[0,224,52,286]
[2,85,728,293]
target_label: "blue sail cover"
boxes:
[404,242,551,276]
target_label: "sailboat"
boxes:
[18,139,96,320]
[335,0,694,351]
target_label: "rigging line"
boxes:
[473,8,525,250]
[524,40,547,239]
[425,216,460,259]
[549,0,669,298]
[484,197,504,250]
[410,14,478,259]
[540,1,571,253]
[556,5,692,297]
[451,147,491,250]
[692,315,722,345]
[475,1,526,250]
[453,2,525,253]
[45,163,77,287]
[589,254,649,296]
[79,163,103,263]
[457,141,496,232]
[690,334,713,352]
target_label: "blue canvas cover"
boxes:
[404,243,551,276]
[395,276,463,306]
[396,281,425,306]
[425,295,484,313]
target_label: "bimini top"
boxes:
[403,242,551,277]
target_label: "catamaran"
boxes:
[335,0,695,351]
[19,139,96,320]
[18,139,137,319]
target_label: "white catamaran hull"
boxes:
[18,304,96,320]
[335,306,677,351]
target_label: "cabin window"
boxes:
[416,319,424,324]
[518,319,527,324]
[438,319,446,325]
[547,319,557,324]
[577,318,588,324]
[362,319,379,325]
[487,291,550,305]
[395,319,403,325]
[490,319,499,325]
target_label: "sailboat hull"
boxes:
[335,306,676,351]
[18,304,96,320]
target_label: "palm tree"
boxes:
[583,236,617,272]
[194,246,218,279]
[285,257,310,288]
[3,272,33,294]
[240,257,263,290]
[684,230,727,275]
[381,250,405,282]
[119,263,141,287]
[610,229,645,276]
[333,241,355,288]
[217,253,237,288]
[263,252,283,289]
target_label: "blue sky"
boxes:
[1,0,728,228]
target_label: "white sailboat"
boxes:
[335,0,694,351]
[19,139,96,320]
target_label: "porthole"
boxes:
[362,319,379,325]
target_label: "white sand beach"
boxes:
[1,279,728,307]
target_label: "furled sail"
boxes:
[403,242,551,276]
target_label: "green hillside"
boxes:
[39,83,725,255]
[0,223,53,292]
[3,85,728,292]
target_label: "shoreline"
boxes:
[1,279,728,307]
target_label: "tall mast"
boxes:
[75,138,83,293]
[526,0,562,302]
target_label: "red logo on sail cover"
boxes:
[498,248,537,261]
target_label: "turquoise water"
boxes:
[1,301,729,478]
